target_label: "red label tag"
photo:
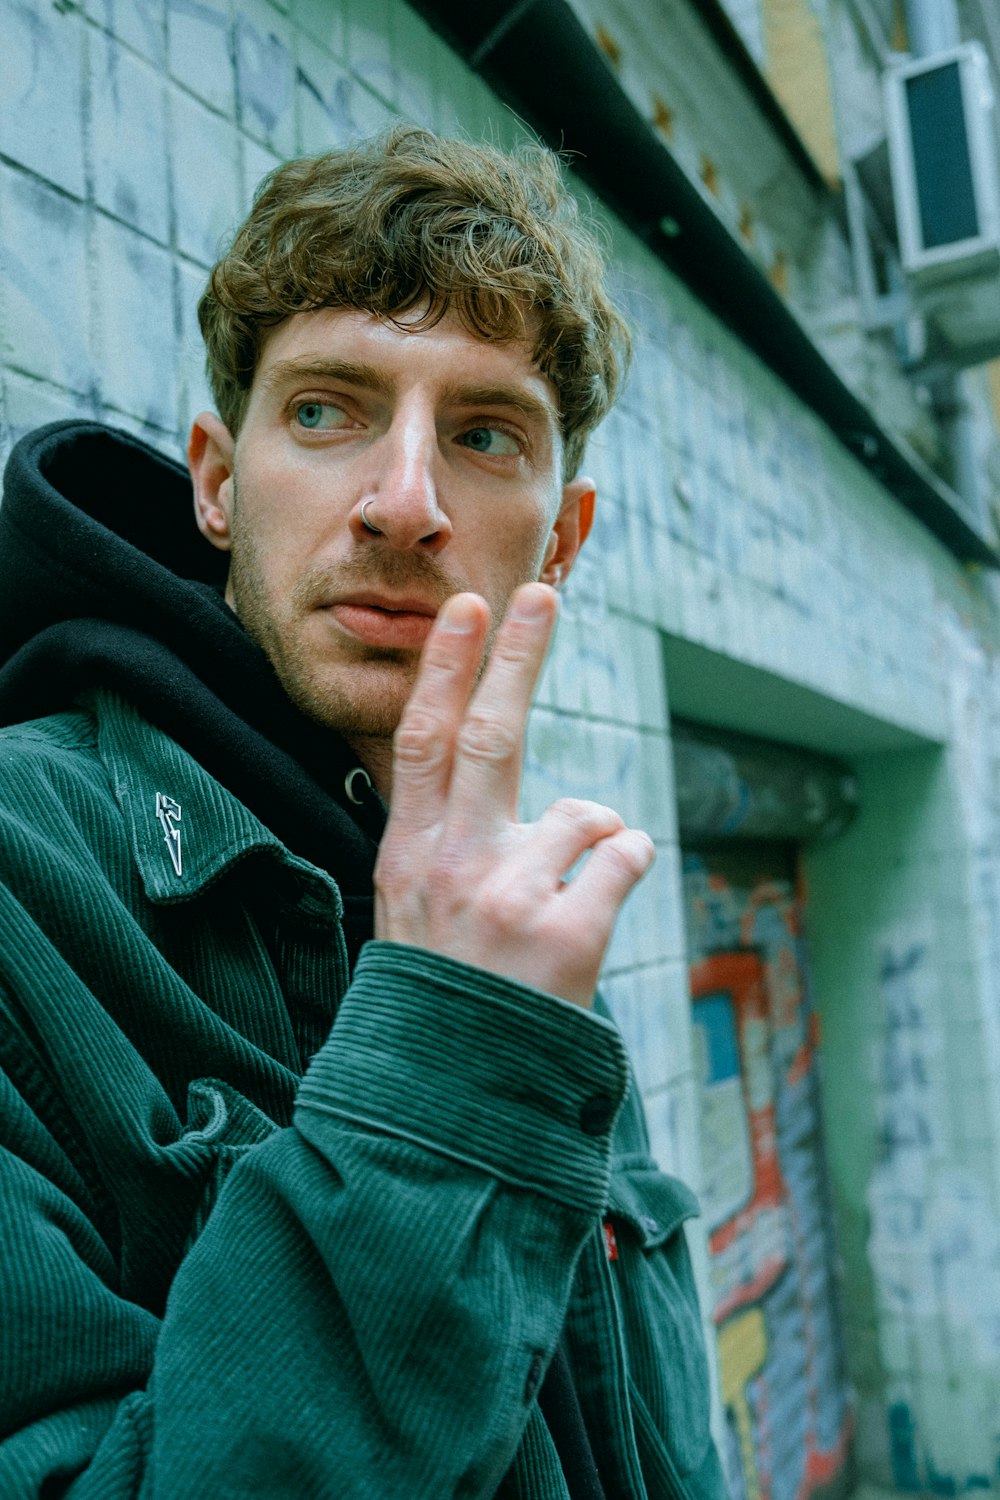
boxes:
[602,1220,619,1262]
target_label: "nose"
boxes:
[352,403,452,552]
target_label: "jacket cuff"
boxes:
[296,941,630,1213]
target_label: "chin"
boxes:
[280,656,416,741]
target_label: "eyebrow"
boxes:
[259,359,395,400]
[439,382,559,431]
[258,359,559,431]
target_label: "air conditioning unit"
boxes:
[886,42,1000,281]
[884,42,1000,366]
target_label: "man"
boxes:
[0,127,724,1497]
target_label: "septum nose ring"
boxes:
[360,499,382,535]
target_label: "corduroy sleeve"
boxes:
[0,935,630,1499]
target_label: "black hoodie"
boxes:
[0,419,386,967]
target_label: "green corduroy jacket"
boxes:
[0,689,726,1498]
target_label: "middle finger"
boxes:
[389,591,490,830]
[445,581,558,829]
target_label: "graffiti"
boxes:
[690,952,790,1324]
[683,852,852,1500]
[719,1310,768,1500]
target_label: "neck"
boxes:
[344,732,394,802]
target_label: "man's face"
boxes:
[190,306,594,744]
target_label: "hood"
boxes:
[0,420,226,663]
[0,420,385,957]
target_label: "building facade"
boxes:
[3,0,1000,1493]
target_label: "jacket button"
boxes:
[579,1094,615,1136]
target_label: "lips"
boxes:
[324,593,439,649]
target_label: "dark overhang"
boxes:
[409,0,1000,567]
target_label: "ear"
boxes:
[539,476,596,588]
[189,412,236,553]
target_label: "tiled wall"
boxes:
[5,0,1000,1490]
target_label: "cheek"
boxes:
[523,506,561,575]
[491,495,557,560]
[233,463,311,561]
[479,518,556,603]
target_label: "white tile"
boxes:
[169,87,241,266]
[174,256,216,430]
[86,0,166,67]
[168,0,235,115]
[342,0,392,88]
[603,958,695,1095]
[521,706,577,821]
[0,1,86,196]
[234,2,297,156]
[548,608,622,721]
[603,843,686,973]
[388,1,446,129]
[92,213,178,429]
[642,1074,704,1187]
[563,718,640,809]
[559,719,674,841]
[0,167,95,396]
[912,1374,994,1481]
[90,37,170,244]
[1,371,94,460]
[564,609,668,730]
[875,1313,913,1374]
[336,74,397,142]
[295,35,356,153]
[291,0,346,59]
[93,405,183,459]
[239,136,282,217]
[575,491,633,615]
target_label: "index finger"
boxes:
[445,581,558,827]
[388,591,490,829]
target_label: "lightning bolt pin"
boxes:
[155,792,183,877]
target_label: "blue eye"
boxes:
[461,426,520,456]
[295,402,347,429]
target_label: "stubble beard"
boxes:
[228,546,426,743]
[227,486,461,743]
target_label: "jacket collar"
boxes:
[86,688,343,917]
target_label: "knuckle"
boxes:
[456,711,519,764]
[393,711,445,765]
[604,842,640,878]
[549,797,590,824]
[487,888,533,937]
[425,840,466,893]
[550,797,621,832]
[601,831,653,881]
[492,633,535,669]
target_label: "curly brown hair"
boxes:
[198,125,630,477]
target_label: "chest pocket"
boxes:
[606,1161,714,1482]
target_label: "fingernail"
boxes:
[636,832,656,864]
[439,594,480,633]
[511,585,553,622]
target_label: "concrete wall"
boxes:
[5,0,1000,1492]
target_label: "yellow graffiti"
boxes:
[718,1309,767,1500]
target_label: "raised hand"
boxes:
[374,582,655,1008]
